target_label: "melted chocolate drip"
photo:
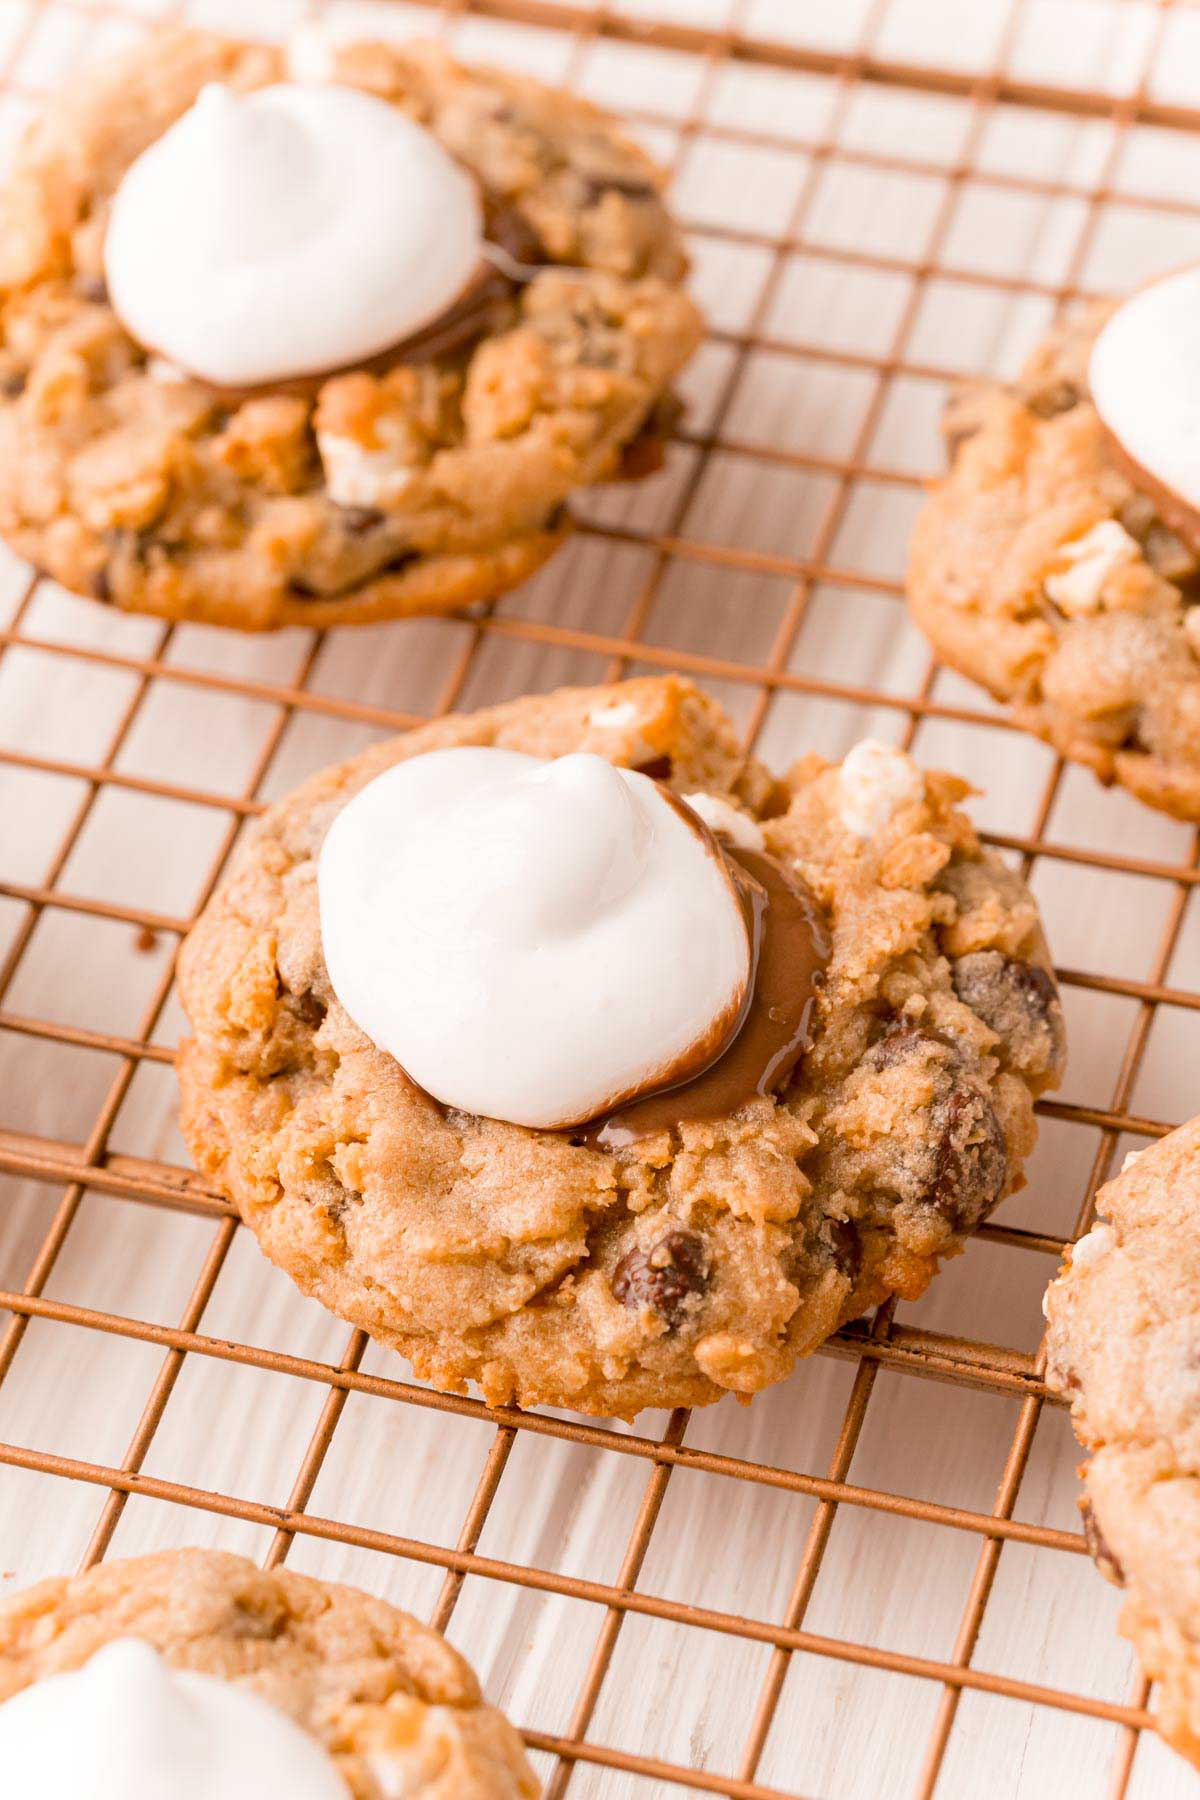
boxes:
[580,842,829,1149]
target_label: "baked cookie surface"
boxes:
[1045,1119,1200,1769]
[0,28,700,629]
[177,676,1065,1418]
[0,1548,538,1797]
[908,304,1200,820]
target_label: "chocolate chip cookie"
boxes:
[909,303,1200,820]
[1045,1119,1200,1768]
[0,28,700,629]
[0,1548,538,1797]
[177,676,1065,1418]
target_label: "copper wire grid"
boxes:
[3,0,1200,1794]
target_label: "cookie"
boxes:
[908,300,1200,821]
[1045,1120,1200,1768]
[177,675,1066,1419]
[0,1547,538,1797]
[0,28,700,629]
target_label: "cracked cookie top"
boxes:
[0,1549,538,1799]
[0,27,701,629]
[177,676,1065,1418]
[1045,1119,1200,1769]
[908,301,1200,821]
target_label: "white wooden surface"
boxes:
[2,2,1200,1796]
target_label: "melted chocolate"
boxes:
[580,842,829,1149]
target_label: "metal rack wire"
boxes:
[3,0,1200,1794]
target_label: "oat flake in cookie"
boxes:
[0,27,700,628]
[177,675,1066,1418]
[1045,1119,1200,1770]
[908,271,1200,821]
[0,1548,538,1798]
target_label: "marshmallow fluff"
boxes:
[104,82,483,386]
[318,750,755,1130]
[0,1638,349,1799]
[1090,266,1200,526]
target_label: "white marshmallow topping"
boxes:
[104,83,483,387]
[1044,519,1140,615]
[1090,266,1200,525]
[318,749,754,1130]
[0,1637,348,1798]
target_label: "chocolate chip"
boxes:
[828,1217,862,1283]
[1081,1497,1125,1586]
[633,755,672,782]
[1146,523,1200,592]
[0,371,25,398]
[951,951,1066,1080]
[336,504,385,534]
[92,565,112,604]
[1117,492,1158,542]
[861,1026,1007,1232]
[294,990,327,1029]
[483,195,547,269]
[928,1084,1008,1233]
[864,1023,950,1071]
[287,577,318,599]
[381,550,419,576]
[612,1229,709,1329]
[580,172,657,204]
[1025,379,1080,419]
[617,425,668,482]
[76,275,108,304]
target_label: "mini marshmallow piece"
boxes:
[589,700,640,729]
[838,739,924,838]
[318,748,754,1129]
[0,1638,349,1798]
[1091,266,1200,526]
[1121,1147,1146,1174]
[1071,1222,1117,1270]
[105,83,483,387]
[316,430,417,510]
[1044,519,1140,616]
[683,791,765,853]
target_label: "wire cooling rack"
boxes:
[4,0,1200,1794]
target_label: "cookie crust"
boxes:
[908,304,1200,820]
[0,1549,538,1798]
[177,675,1065,1418]
[0,29,701,629]
[1045,1119,1200,1768]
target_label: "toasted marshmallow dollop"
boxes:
[0,1637,349,1798]
[1090,266,1200,537]
[104,82,483,387]
[318,749,755,1130]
